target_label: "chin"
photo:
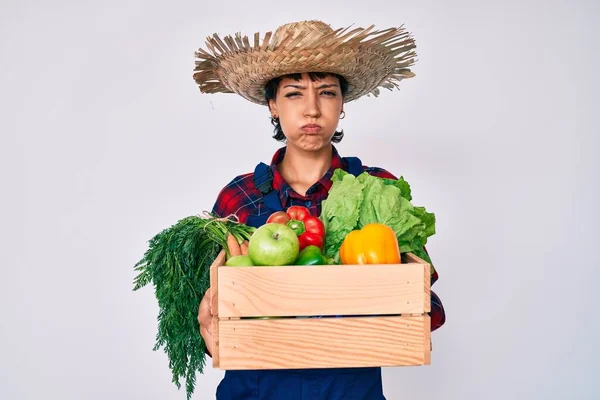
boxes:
[297,136,329,151]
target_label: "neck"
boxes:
[278,144,333,188]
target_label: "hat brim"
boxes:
[193,23,417,105]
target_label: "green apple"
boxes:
[248,223,300,266]
[225,255,254,266]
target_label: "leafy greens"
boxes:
[320,169,436,268]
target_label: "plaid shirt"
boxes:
[211,145,445,331]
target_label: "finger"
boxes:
[201,330,213,355]
[199,309,210,327]
[199,288,210,310]
[198,298,207,324]
[200,325,213,341]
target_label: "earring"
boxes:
[340,111,346,119]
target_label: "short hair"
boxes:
[264,72,348,143]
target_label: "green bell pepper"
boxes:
[294,245,327,266]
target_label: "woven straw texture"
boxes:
[193,20,417,105]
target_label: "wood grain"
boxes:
[404,252,431,313]
[423,257,431,313]
[404,252,428,264]
[212,315,220,368]
[210,250,225,316]
[217,315,429,370]
[217,262,429,318]
[210,251,432,370]
[423,315,431,365]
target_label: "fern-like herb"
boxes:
[133,213,255,399]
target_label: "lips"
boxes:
[301,123,322,133]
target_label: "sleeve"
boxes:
[425,246,446,332]
[209,173,254,223]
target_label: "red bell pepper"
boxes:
[266,206,325,251]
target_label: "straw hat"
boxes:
[192,20,417,105]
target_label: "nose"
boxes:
[303,91,321,118]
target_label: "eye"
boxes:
[321,90,337,97]
[285,92,301,98]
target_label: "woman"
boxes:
[194,20,446,400]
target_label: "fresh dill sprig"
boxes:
[133,214,255,399]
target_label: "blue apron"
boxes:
[216,156,386,400]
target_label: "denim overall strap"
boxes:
[344,156,364,177]
[245,157,363,228]
[245,162,283,228]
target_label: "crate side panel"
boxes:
[217,264,427,318]
[424,315,431,365]
[212,315,220,368]
[210,250,226,316]
[218,316,428,370]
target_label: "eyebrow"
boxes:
[282,83,339,89]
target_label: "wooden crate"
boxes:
[209,250,431,370]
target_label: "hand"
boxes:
[198,287,213,356]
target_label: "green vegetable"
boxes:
[320,170,364,262]
[294,245,327,265]
[132,214,255,399]
[320,169,436,272]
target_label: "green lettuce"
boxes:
[382,176,412,201]
[320,170,365,260]
[320,169,436,263]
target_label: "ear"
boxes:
[268,99,278,117]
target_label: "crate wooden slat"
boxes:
[209,250,432,370]
[210,250,223,315]
[211,315,220,368]
[217,262,430,318]
[218,315,431,370]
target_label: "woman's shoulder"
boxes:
[217,171,256,191]
[210,171,262,220]
[361,164,398,180]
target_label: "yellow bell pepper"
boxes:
[339,223,401,265]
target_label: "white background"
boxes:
[1,0,598,399]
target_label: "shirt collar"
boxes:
[269,144,347,205]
